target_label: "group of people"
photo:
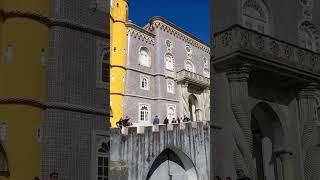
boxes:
[152,115,191,125]
[116,116,132,128]
[115,115,192,128]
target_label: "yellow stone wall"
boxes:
[0,0,48,179]
[110,0,128,126]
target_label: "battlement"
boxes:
[110,121,209,135]
[110,120,210,180]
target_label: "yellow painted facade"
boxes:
[110,0,128,126]
[0,0,48,179]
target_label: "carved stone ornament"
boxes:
[222,30,233,47]
[255,35,264,50]
[270,40,280,56]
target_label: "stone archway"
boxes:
[188,94,199,121]
[251,102,286,180]
[146,148,198,180]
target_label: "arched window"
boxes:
[139,104,150,122]
[167,79,175,93]
[299,21,319,52]
[185,60,195,73]
[97,47,109,87]
[165,54,175,71]
[97,140,109,180]
[167,105,176,121]
[139,47,151,67]
[242,0,271,35]
[140,75,149,90]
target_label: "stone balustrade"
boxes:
[212,25,320,80]
[176,69,210,87]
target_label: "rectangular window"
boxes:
[166,79,175,94]
[96,41,110,88]
[140,75,150,90]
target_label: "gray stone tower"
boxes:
[42,0,109,179]
[211,0,320,180]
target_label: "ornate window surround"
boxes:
[185,60,195,73]
[140,74,150,90]
[166,79,175,94]
[166,104,176,121]
[165,53,175,71]
[96,40,109,89]
[138,103,151,123]
[138,47,151,67]
[240,0,273,35]
[90,130,109,180]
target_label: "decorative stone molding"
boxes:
[0,9,108,38]
[126,23,155,45]
[0,97,108,116]
[213,25,320,78]
[226,64,251,82]
[145,17,210,53]
[296,83,317,100]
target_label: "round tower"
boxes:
[0,0,48,179]
[110,0,128,126]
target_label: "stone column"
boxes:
[274,149,294,180]
[226,64,255,179]
[296,83,318,180]
[180,83,189,118]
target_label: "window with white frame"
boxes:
[139,47,151,67]
[97,140,109,180]
[165,54,175,71]
[167,79,175,93]
[185,60,195,73]
[140,75,149,90]
[97,47,109,87]
[167,104,176,121]
[139,104,150,122]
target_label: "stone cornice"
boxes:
[0,9,109,38]
[145,16,210,53]
[126,22,155,45]
[124,93,179,103]
[226,64,251,82]
[213,24,320,82]
[0,97,108,116]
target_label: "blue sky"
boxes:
[128,0,210,44]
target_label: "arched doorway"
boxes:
[188,94,199,121]
[146,148,198,180]
[251,102,284,180]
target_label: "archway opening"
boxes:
[251,102,284,180]
[188,94,199,121]
[146,148,198,180]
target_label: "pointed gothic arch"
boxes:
[146,147,198,180]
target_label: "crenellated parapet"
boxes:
[110,121,210,180]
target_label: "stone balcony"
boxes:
[212,25,320,82]
[176,69,210,87]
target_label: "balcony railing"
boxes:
[176,69,210,87]
[212,25,320,79]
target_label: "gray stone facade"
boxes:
[124,17,210,125]
[211,0,320,180]
[42,0,109,179]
